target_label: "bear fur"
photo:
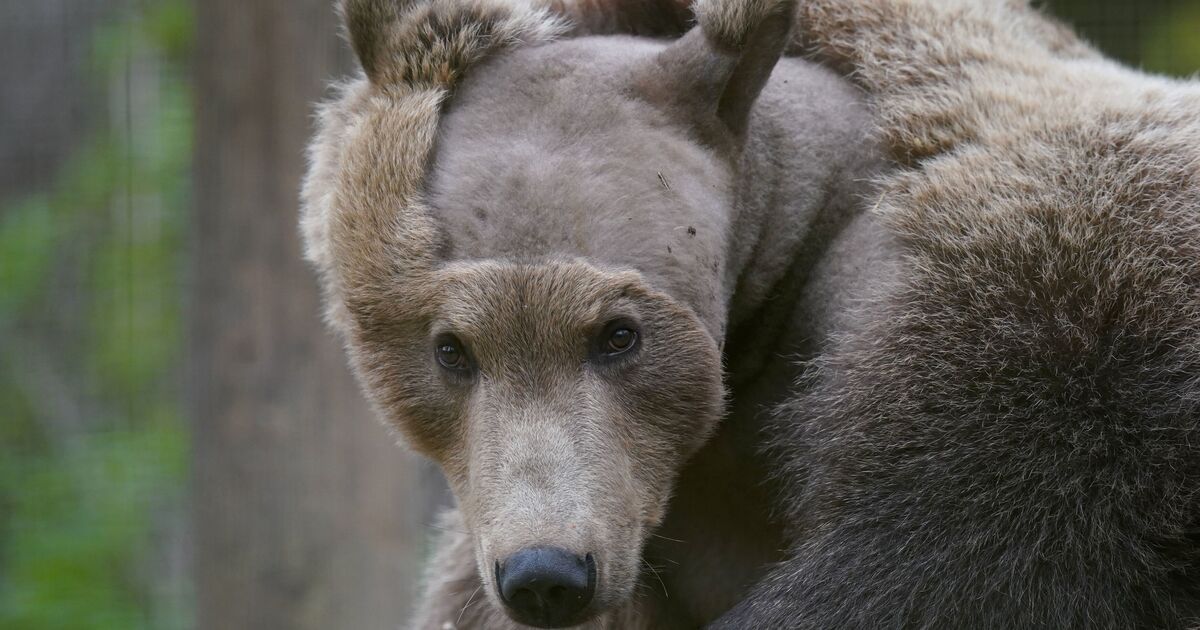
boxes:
[714,1,1200,628]
[410,23,889,629]
[304,0,889,626]
[302,0,1200,628]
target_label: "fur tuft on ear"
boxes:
[643,0,795,141]
[305,1,568,335]
[693,0,796,50]
[339,0,402,84]
[338,0,567,87]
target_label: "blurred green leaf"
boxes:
[0,1,193,629]
[1142,3,1200,77]
[0,197,57,313]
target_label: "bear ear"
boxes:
[339,0,403,85]
[640,0,795,142]
[337,0,566,88]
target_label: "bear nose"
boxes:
[496,547,596,628]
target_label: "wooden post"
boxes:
[191,2,442,627]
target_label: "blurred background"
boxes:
[0,1,1196,628]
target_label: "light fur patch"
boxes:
[301,0,568,331]
[693,0,795,49]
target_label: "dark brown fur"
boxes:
[712,1,1200,627]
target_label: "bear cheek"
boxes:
[396,405,467,470]
[374,362,470,467]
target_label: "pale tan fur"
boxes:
[301,0,566,337]
[694,0,793,49]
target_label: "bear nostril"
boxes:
[496,547,596,628]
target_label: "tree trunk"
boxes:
[0,0,113,202]
[191,2,443,628]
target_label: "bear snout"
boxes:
[496,547,597,628]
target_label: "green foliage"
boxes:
[0,197,56,314]
[0,2,194,629]
[0,424,185,630]
[1142,3,1200,77]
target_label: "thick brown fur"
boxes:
[303,0,1200,628]
[302,0,567,448]
[711,1,1200,628]
[302,1,824,628]
[303,0,570,325]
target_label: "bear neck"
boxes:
[718,61,882,387]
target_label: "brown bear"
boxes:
[303,0,882,626]
[302,0,1200,628]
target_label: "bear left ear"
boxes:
[640,0,795,143]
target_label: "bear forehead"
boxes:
[431,260,650,335]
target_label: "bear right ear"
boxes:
[339,0,404,85]
[337,0,565,88]
[637,0,795,145]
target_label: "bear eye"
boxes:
[606,328,637,353]
[434,334,471,372]
[598,321,640,359]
